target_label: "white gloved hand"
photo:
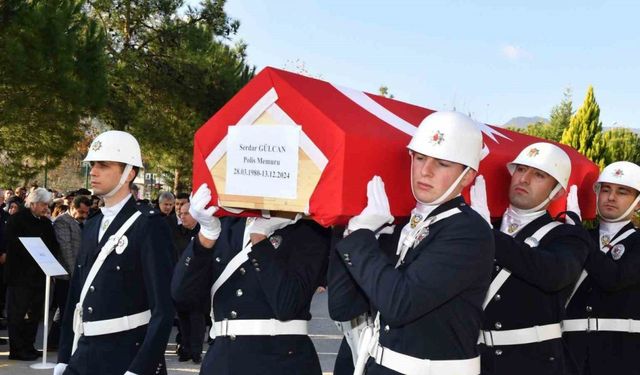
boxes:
[124,372,138,375]
[565,185,581,224]
[189,183,221,240]
[53,363,67,375]
[347,176,394,234]
[470,175,492,226]
[248,215,300,238]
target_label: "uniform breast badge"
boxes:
[600,234,611,247]
[269,235,283,249]
[115,235,128,254]
[611,244,625,260]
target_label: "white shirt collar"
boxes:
[100,194,132,219]
[500,205,547,237]
[600,220,631,236]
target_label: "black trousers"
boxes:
[177,310,206,358]
[7,286,44,354]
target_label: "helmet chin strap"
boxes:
[596,185,640,222]
[102,164,133,199]
[410,157,471,206]
[515,183,563,214]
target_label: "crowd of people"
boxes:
[0,183,209,365]
[0,111,638,375]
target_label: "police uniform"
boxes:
[335,196,495,375]
[171,217,330,375]
[327,223,401,375]
[58,197,175,375]
[564,222,640,375]
[480,213,591,375]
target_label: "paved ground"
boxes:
[0,291,342,374]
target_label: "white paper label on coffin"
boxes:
[225,125,301,199]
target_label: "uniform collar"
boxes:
[599,220,631,236]
[500,205,547,237]
[100,193,131,218]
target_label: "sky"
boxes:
[187,0,639,128]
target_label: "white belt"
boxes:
[369,342,479,375]
[82,310,151,336]
[479,323,562,346]
[562,318,640,333]
[336,314,371,333]
[212,319,308,337]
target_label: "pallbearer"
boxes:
[330,111,494,375]
[473,142,591,375]
[171,184,330,375]
[564,161,640,375]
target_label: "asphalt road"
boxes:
[0,291,342,375]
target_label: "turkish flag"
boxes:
[193,67,599,226]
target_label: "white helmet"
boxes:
[84,130,143,168]
[407,111,483,171]
[507,142,571,190]
[595,161,640,222]
[595,161,640,192]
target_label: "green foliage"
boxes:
[561,86,606,168]
[87,0,254,192]
[0,0,107,186]
[507,89,572,142]
[601,128,640,165]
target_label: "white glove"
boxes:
[347,176,394,233]
[470,175,492,226]
[53,363,67,375]
[566,185,581,224]
[189,184,221,240]
[124,372,138,375]
[248,215,300,238]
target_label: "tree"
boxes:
[561,86,606,168]
[508,88,572,142]
[0,0,107,187]
[85,0,254,192]
[379,85,394,99]
[601,128,640,165]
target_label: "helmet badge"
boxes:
[527,147,540,158]
[613,169,624,178]
[91,141,102,152]
[430,130,445,145]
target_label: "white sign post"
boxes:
[225,125,301,199]
[19,237,68,370]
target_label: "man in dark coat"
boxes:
[564,161,640,375]
[329,111,494,375]
[55,131,174,375]
[4,188,59,360]
[172,184,330,375]
[473,142,591,375]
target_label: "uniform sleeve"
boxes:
[57,249,83,363]
[493,226,590,292]
[128,216,176,375]
[336,218,494,327]
[250,221,330,321]
[171,237,215,311]
[583,238,640,291]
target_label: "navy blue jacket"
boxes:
[334,197,495,375]
[172,217,330,375]
[565,223,640,375]
[58,197,175,375]
[481,213,591,375]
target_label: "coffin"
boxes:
[193,67,599,226]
